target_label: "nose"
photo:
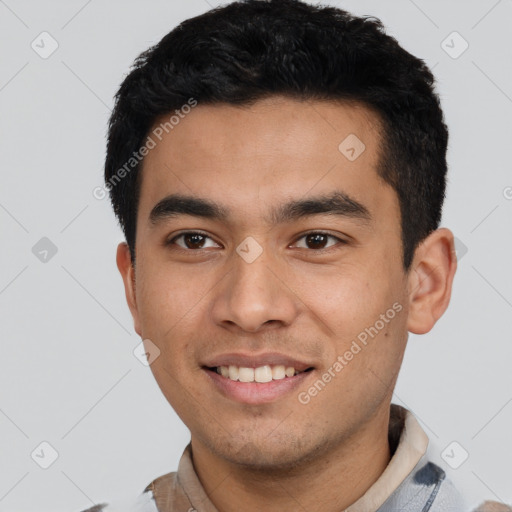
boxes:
[210,246,300,334]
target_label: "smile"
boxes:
[211,364,312,383]
[203,366,315,404]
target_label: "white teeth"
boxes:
[215,364,307,382]
[272,365,286,380]
[238,367,255,382]
[285,366,295,377]
[228,365,239,381]
[254,365,272,383]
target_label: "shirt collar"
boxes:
[346,403,429,511]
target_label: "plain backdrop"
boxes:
[0,1,511,511]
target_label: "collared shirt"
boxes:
[79,403,468,512]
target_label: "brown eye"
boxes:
[293,232,345,250]
[167,232,219,250]
[306,233,329,249]
[182,233,206,249]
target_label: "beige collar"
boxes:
[345,403,429,511]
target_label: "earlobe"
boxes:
[116,242,141,336]
[406,228,457,335]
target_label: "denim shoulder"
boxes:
[379,461,467,511]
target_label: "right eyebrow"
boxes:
[149,194,229,225]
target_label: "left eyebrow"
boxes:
[148,190,372,226]
[269,191,372,225]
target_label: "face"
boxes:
[117,96,446,469]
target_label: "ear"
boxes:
[406,227,457,335]
[116,242,142,336]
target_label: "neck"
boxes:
[190,406,392,512]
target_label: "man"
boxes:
[81,1,508,511]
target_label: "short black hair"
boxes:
[105,0,449,271]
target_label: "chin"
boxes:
[211,431,321,472]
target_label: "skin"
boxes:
[116,96,457,512]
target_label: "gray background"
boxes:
[0,0,511,510]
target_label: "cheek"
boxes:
[306,270,379,329]
[135,261,209,353]
[306,266,407,360]
[130,249,209,409]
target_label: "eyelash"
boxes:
[165,230,347,253]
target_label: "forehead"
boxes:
[137,96,396,229]
[147,96,382,163]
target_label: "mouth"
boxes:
[202,360,316,404]
[205,364,314,383]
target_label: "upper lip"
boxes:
[202,352,314,372]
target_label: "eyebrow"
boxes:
[149,191,372,226]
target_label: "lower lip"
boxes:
[204,368,314,404]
